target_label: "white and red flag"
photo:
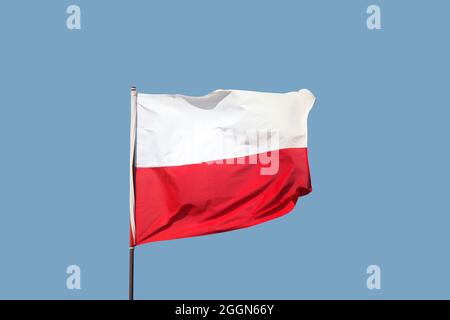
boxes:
[130,88,316,246]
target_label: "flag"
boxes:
[130,88,316,246]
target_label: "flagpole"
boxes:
[129,86,137,300]
[129,246,135,300]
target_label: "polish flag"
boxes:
[130,88,316,246]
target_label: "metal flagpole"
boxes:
[129,246,135,300]
[129,86,137,300]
